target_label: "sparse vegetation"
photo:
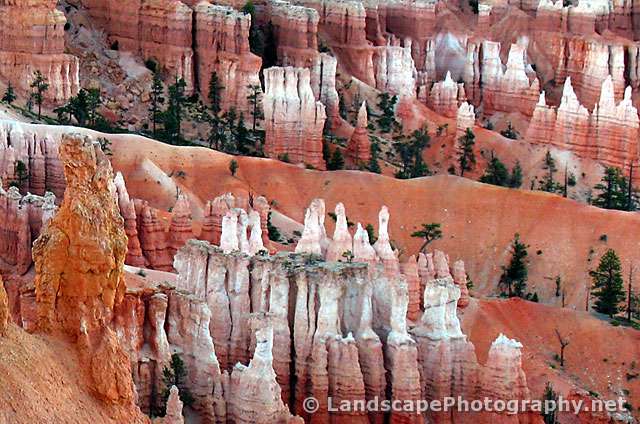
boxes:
[2,82,16,104]
[229,159,239,176]
[592,166,636,211]
[590,249,626,318]
[29,70,50,119]
[457,128,476,177]
[500,233,529,298]
[154,354,195,417]
[411,223,443,253]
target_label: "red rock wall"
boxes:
[0,0,79,102]
[194,3,262,113]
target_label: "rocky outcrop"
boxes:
[0,0,79,102]
[430,71,463,118]
[268,0,319,68]
[346,101,371,165]
[0,276,8,336]
[0,120,66,198]
[456,101,475,137]
[33,133,127,335]
[310,53,341,125]
[227,326,300,423]
[28,132,145,419]
[481,42,539,117]
[162,386,184,424]
[81,0,194,90]
[526,76,639,174]
[114,173,144,267]
[193,3,262,113]
[373,41,417,98]
[263,66,327,169]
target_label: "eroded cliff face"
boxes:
[263,66,327,169]
[0,0,79,102]
[194,3,262,113]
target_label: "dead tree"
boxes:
[555,329,570,367]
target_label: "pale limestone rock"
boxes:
[263,66,327,169]
[326,203,353,261]
[220,210,239,253]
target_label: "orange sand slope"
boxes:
[0,325,148,424]
[464,298,640,414]
[108,133,640,308]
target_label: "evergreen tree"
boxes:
[542,382,559,424]
[208,71,224,115]
[589,249,626,317]
[411,223,443,253]
[30,70,50,119]
[246,84,263,132]
[2,82,16,104]
[394,126,430,179]
[509,161,523,188]
[592,167,635,211]
[164,77,188,144]
[207,113,225,150]
[368,142,381,174]
[479,153,509,186]
[457,128,476,177]
[376,93,398,133]
[222,107,239,152]
[538,151,561,193]
[149,72,165,136]
[327,148,345,170]
[157,354,194,416]
[236,113,251,155]
[229,159,239,176]
[365,223,377,244]
[500,233,529,297]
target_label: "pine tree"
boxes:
[457,128,476,177]
[411,223,443,253]
[509,161,523,188]
[157,354,194,416]
[208,71,224,115]
[246,84,263,132]
[149,71,165,137]
[394,126,430,179]
[368,142,381,174]
[229,159,239,176]
[236,113,251,155]
[479,153,509,186]
[592,167,634,211]
[327,148,345,170]
[542,382,559,424]
[500,233,529,297]
[2,82,16,104]
[589,249,626,317]
[365,223,377,244]
[538,151,561,193]
[164,77,188,144]
[376,92,398,133]
[29,70,49,119]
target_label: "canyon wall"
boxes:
[0,0,79,102]
[263,66,327,169]
[194,3,262,113]
[526,76,639,173]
